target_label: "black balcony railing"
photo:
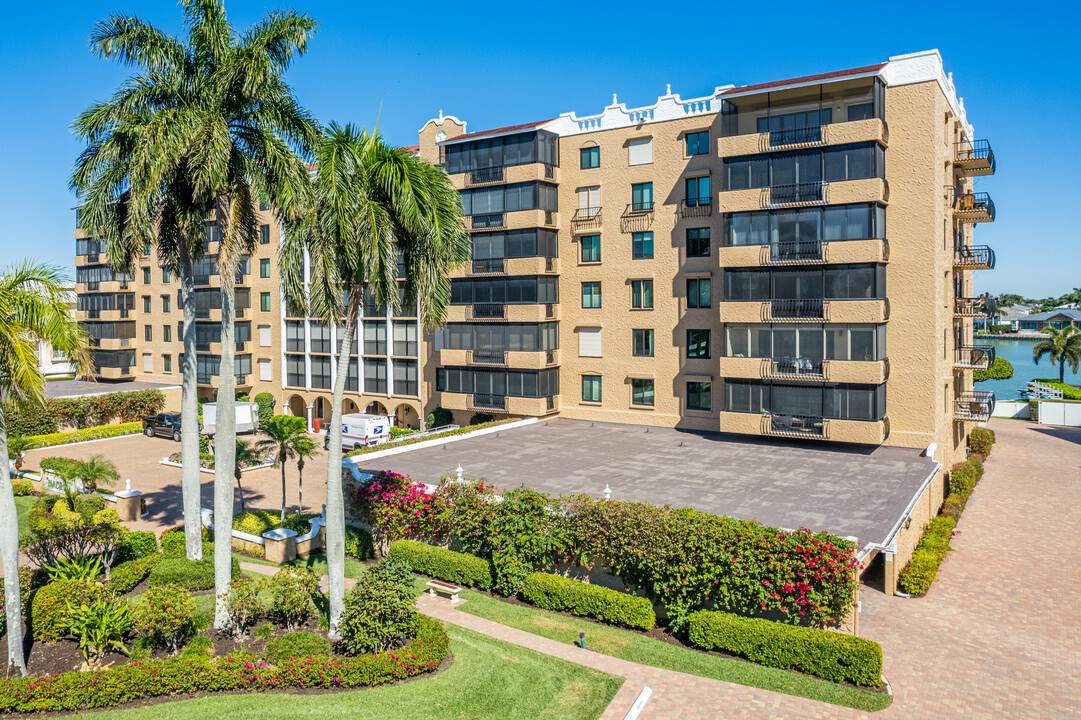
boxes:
[954,345,995,369]
[627,201,655,213]
[472,303,505,319]
[770,182,826,205]
[571,207,602,229]
[194,275,211,286]
[87,309,100,319]
[954,391,995,421]
[953,192,996,222]
[472,258,505,274]
[472,393,506,410]
[546,349,555,365]
[767,413,826,437]
[235,374,248,386]
[954,139,996,175]
[954,245,996,269]
[470,166,504,184]
[470,349,506,365]
[954,297,994,317]
[680,199,712,218]
[769,125,823,147]
[769,357,825,378]
[771,240,823,263]
[770,298,825,319]
[471,213,504,229]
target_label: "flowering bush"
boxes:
[223,576,263,636]
[268,567,319,629]
[0,616,449,714]
[132,584,197,653]
[11,477,34,496]
[339,560,417,655]
[346,470,446,553]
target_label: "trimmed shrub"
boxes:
[31,580,112,642]
[968,427,996,457]
[973,356,1013,382]
[254,392,275,430]
[11,477,34,496]
[344,526,376,560]
[118,531,158,562]
[27,422,143,449]
[233,510,319,537]
[223,576,262,636]
[340,560,417,655]
[687,610,882,686]
[388,540,492,590]
[73,494,106,523]
[263,631,331,665]
[468,412,495,425]
[160,528,186,556]
[268,567,319,629]
[132,584,196,652]
[897,516,956,596]
[520,573,655,630]
[0,616,448,713]
[107,555,163,595]
[429,406,453,428]
[148,554,239,591]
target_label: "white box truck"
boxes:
[326,413,392,451]
[202,402,259,435]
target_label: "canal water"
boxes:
[977,337,1081,399]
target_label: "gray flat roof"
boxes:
[45,379,180,398]
[355,418,939,549]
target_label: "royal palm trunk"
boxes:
[0,402,27,675]
[213,260,238,629]
[178,244,203,561]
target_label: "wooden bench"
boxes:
[426,579,463,604]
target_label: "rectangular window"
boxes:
[142,268,151,284]
[686,130,710,156]
[578,187,600,217]
[285,355,305,387]
[687,278,711,308]
[632,232,654,260]
[582,375,601,402]
[582,282,601,308]
[163,355,172,372]
[578,327,602,357]
[161,268,170,283]
[259,224,270,245]
[142,296,151,313]
[310,356,331,390]
[580,146,600,169]
[309,323,331,354]
[687,381,712,411]
[631,280,653,309]
[143,242,151,256]
[632,329,654,357]
[631,378,654,406]
[628,137,653,166]
[163,325,172,343]
[259,196,270,211]
[144,325,152,342]
[685,176,711,206]
[363,358,387,394]
[687,228,711,257]
[162,295,171,313]
[393,360,418,396]
[631,182,653,211]
[259,258,270,278]
[364,322,387,355]
[259,358,272,381]
[260,292,271,312]
[687,329,710,359]
[580,235,601,263]
[393,322,418,356]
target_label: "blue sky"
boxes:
[2,0,1078,298]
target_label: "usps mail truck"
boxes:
[326,413,392,451]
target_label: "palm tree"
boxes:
[232,438,260,514]
[0,261,92,676]
[256,414,316,520]
[283,124,469,636]
[294,433,319,513]
[71,0,320,629]
[75,454,120,494]
[1033,325,1081,384]
[6,434,35,473]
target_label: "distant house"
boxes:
[984,303,1035,331]
[1018,309,1081,332]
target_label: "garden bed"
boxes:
[161,451,276,474]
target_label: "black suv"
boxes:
[142,413,188,441]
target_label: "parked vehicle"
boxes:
[202,401,259,435]
[142,413,190,441]
[325,413,392,451]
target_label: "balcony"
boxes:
[953,192,996,223]
[471,393,506,411]
[769,181,826,206]
[469,166,504,185]
[954,297,994,318]
[621,203,654,233]
[764,357,826,380]
[719,411,890,444]
[471,258,505,274]
[770,240,823,263]
[954,139,995,176]
[572,207,602,230]
[719,118,888,157]
[469,214,504,230]
[469,349,506,366]
[719,237,890,268]
[679,199,712,218]
[953,245,996,270]
[765,413,827,438]
[954,345,995,370]
[472,303,505,319]
[720,298,889,324]
[954,391,995,422]
[770,298,825,320]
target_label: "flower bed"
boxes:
[27,422,143,450]
[0,615,449,713]
[164,450,276,471]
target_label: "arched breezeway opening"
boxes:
[393,403,421,430]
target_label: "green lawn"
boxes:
[15,495,36,538]
[67,624,622,720]
[235,552,368,578]
[456,590,891,713]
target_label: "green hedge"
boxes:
[345,526,376,561]
[263,631,332,665]
[344,419,520,458]
[148,553,239,591]
[107,554,164,595]
[0,615,449,714]
[973,356,1013,382]
[1033,378,1081,400]
[687,610,882,687]
[897,516,956,596]
[119,531,159,562]
[968,427,996,457]
[4,390,165,436]
[520,573,655,630]
[388,540,492,590]
[233,511,319,537]
[30,580,112,642]
[28,422,143,450]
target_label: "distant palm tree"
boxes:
[76,454,120,494]
[1033,326,1081,384]
[0,261,92,676]
[294,433,319,513]
[233,439,260,513]
[282,124,469,637]
[6,434,35,473]
[257,415,318,520]
[72,0,320,628]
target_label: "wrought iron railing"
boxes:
[953,245,996,269]
[680,199,712,218]
[954,139,995,174]
[769,181,826,205]
[471,214,504,229]
[954,346,995,369]
[765,413,827,437]
[768,357,825,378]
[770,298,825,319]
[953,192,996,221]
[472,393,506,410]
[769,125,823,147]
[627,201,655,213]
[472,303,505,319]
[472,258,505,274]
[954,297,994,317]
[470,349,506,365]
[470,166,504,184]
[954,391,995,421]
[770,240,823,262]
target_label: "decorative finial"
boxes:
[125,478,131,492]
[456,464,463,483]
[666,83,671,95]
[603,484,612,501]
[612,93,618,105]
[321,503,327,520]
[438,109,443,119]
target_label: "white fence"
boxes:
[1037,401,1081,427]
[992,401,1030,419]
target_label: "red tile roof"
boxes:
[722,63,887,96]
[400,144,420,154]
[440,119,555,144]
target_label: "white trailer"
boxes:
[202,401,259,435]
[326,413,392,451]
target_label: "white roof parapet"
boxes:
[543,85,734,137]
[883,49,974,140]
[418,109,467,135]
